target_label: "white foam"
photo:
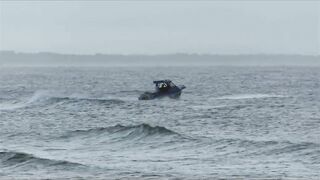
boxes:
[191,105,229,110]
[0,90,49,111]
[212,94,287,100]
[0,102,27,111]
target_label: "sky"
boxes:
[0,1,319,55]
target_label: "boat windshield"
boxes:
[169,82,176,87]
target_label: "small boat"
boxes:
[139,80,186,100]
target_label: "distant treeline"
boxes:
[0,51,319,67]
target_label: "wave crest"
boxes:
[0,150,85,169]
[62,123,183,141]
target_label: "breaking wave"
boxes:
[0,102,29,111]
[0,91,125,111]
[31,91,126,104]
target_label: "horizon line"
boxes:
[1,50,319,57]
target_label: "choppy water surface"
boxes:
[0,66,319,179]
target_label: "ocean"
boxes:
[0,66,319,179]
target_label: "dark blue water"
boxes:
[0,66,319,179]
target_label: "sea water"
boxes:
[0,66,319,179]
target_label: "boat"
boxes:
[139,80,186,100]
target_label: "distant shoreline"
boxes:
[1,51,319,67]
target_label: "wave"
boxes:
[61,123,185,141]
[0,91,125,111]
[32,91,126,105]
[213,138,320,156]
[0,150,85,169]
[0,102,28,111]
[212,94,288,100]
[0,95,42,111]
[260,141,320,155]
[0,91,54,111]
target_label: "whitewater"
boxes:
[0,66,319,179]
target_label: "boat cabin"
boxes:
[153,80,176,93]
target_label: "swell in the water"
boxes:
[211,138,320,162]
[61,123,185,141]
[0,150,85,169]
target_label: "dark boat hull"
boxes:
[139,85,185,100]
[138,91,182,100]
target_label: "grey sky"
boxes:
[0,1,319,55]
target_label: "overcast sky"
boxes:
[0,1,319,55]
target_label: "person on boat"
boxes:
[158,82,170,93]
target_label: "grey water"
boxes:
[0,66,319,179]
